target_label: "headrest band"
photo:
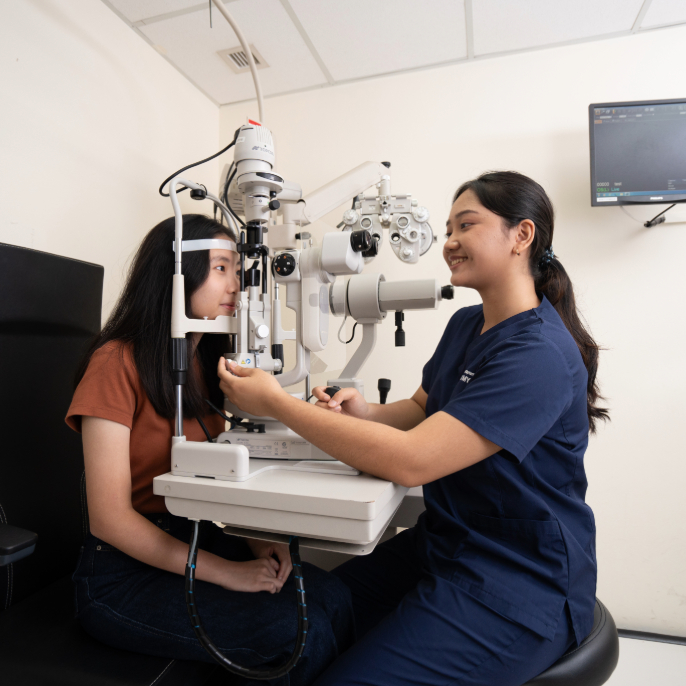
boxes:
[172,239,237,253]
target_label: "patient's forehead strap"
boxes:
[172,239,237,253]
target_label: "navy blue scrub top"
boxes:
[418,296,597,645]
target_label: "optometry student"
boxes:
[66,214,354,686]
[217,171,607,686]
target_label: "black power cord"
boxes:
[196,415,214,443]
[644,203,676,228]
[345,322,357,344]
[159,128,240,197]
[223,165,246,228]
[185,521,308,680]
[204,398,241,430]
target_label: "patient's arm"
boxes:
[82,416,285,593]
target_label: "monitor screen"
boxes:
[589,98,686,206]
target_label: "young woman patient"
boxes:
[66,214,354,686]
[216,172,607,686]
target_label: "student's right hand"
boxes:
[221,558,285,594]
[312,386,370,420]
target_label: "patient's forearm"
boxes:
[92,509,230,585]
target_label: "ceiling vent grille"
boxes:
[218,45,268,74]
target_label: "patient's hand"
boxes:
[312,386,370,420]
[220,558,285,594]
[247,538,293,584]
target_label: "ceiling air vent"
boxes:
[218,45,268,74]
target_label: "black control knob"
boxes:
[268,199,281,211]
[362,233,381,259]
[273,252,296,277]
[247,263,260,288]
[394,311,405,347]
[350,229,372,253]
[378,378,391,404]
[324,386,341,399]
[441,285,455,300]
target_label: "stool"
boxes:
[525,599,619,686]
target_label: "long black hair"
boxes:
[454,171,609,433]
[75,214,236,419]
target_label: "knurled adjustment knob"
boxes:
[412,206,429,223]
[273,252,296,277]
[342,209,359,226]
[441,285,455,300]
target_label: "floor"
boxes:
[606,638,686,685]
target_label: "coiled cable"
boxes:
[185,521,308,679]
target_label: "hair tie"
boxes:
[539,246,555,267]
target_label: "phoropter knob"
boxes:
[350,230,372,253]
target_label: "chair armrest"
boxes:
[0,524,38,566]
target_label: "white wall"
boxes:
[220,25,686,636]
[0,0,220,319]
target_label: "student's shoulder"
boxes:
[536,304,585,372]
[447,303,483,328]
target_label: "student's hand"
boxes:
[312,386,370,420]
[221,558,285,594]
[246,538,293,583]
[217,358,288,417]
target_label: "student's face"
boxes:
[190,239,240,319]
[443,189,519,291]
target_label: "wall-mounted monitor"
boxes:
[589,98,686,206]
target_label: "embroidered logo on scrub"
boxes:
[460,370,474,384]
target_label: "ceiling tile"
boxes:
[473,0,644,55]
[641,0,686,28]
[108,0,204,24]
[287,0,467,82]
[139,0,327,104]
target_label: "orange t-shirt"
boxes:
[66,341,225,514]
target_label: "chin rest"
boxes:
[525,599,619,686]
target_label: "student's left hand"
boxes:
[217,358,287,417]
[246,538,293,583]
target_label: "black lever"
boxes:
[395,311,405,347]
[378,379,391,405]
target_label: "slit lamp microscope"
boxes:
[155,120,453,550]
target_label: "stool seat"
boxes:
[525,599,619,686]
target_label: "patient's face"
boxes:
[443,190,515,292]
[190,238,240,320]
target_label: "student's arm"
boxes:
[219,362,500,488]
[82,416,288,593]
[311,385,427,430]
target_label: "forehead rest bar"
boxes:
[172,239,237,253]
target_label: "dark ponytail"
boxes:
[454,171,609,433]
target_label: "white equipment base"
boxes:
[216,427,336,461]
[170,440,358,481]
[153,469,408,552]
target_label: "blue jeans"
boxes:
[73,513,355,686]
[315,527,577,686]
